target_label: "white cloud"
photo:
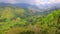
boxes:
[43,0,60,4]
[0,0,60,5]
[0,0,34,4]
[2,0,20,4]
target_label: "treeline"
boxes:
[0,7,60,34]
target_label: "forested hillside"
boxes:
[0,7,60,34]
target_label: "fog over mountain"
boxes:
[0,0,60,12]
[0,0,60,5]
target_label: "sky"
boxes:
[0,0,60,6]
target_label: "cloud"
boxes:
[0,0,35,4]
[0,0,60,5]
[1,0,22,3]
[40,0,60,4]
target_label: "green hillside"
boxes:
[0,7,60,34]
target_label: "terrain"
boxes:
[0,3,60,34]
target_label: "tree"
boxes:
[1,7,14,19]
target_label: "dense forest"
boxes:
[0,7,60,34]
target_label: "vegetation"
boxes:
[0,7,60,34]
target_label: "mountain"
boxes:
[0,3,38,8]
[0,3,60,15]
[0,3,60,11]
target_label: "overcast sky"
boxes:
[0,0,60,6]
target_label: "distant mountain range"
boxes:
[0,3,38,8]
[0,3,60,15]
[0,3,60,10]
